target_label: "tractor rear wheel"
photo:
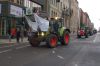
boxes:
[77,35,81,38]
[46,34,58,48]
[85,35,88,38]
[61,31,70,45]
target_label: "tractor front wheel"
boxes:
[29,37,40,47]
[61,31,70,45]
[46,34,58,48]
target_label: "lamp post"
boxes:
[61,7,66,27]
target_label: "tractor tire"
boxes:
[61,31,70,45]
[85,35,88,38]
[29,37,40,47]
[77,35,81,38]
[46,34,58,48]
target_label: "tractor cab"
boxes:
[49,17,64,33]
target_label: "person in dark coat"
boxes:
[16,28,21,43]
[8,28,11,41]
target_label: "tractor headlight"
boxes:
[41,32,45,36]
[37,32,45,36]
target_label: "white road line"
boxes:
[57,55,64,59]
[93,34,97,43]
[93,35,97,43]
[16,45,30,49]
[0,49,12,54]
[52,50,55,54]
[75,64,78,66]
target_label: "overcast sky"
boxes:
[78,0,100,30]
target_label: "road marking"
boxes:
[16,45,30,49]
[0,49,12,54]
[93,34,97,43]
[57,55,64,59]
[8,56,12,59]
[93,33,100,43]
[52,50,55,54]
[75,64,78,66]
[53,48,57,50]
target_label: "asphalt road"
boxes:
[0,33,100,66]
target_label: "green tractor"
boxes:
[25,14,70,48]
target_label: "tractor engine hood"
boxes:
[25,13,49,32]
[34,13,49,32]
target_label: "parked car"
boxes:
[77,28,88,38]
[88,30,93,36]
[93,30,97,34]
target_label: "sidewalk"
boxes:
[0,38,28,45]
[0,34,77,45]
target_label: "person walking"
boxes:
[16,28,21,43]
[20,27,24,42]
[27,28,32,41]
[8,28,11,42]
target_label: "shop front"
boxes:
[0,2,24,38]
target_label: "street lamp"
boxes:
[55,17,60,20]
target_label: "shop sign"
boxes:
[10,5,23,17]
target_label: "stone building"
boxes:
[24,0,42,15]
[80,8,94,31]
[70,0,80,34]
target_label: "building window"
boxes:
[55,0,57,6]
[28,1,30,8]
[17,0,19,4]
[51,10,53,17]
[51,0,53,4]
[61,2,62,9]
[20,0,23,5]
[10,0,14,2]
[54,0,56,5]
[53,0,55,5]
[56,12,57,16]
[54,11,55,17]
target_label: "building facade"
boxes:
[0,0,24,37]
[0,0,24,6]
[24,0,42,15]
[70,0,80,34]
[80,8,94,31]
